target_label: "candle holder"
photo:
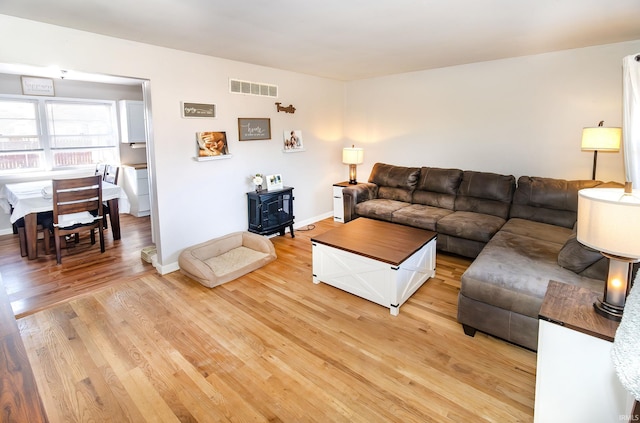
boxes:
[595,254,635,321]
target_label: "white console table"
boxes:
[534,281,635,423]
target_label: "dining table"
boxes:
[1,179,130,260]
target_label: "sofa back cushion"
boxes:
[454,171,515,219]
[368,163,420,203]
[510,176,603,229]
[412,167,463,210]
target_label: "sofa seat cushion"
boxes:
[499,218,572,245]
[391,204,454,231]
[355,199,410,222]
[460,230,604,320]
[436,211,506,243]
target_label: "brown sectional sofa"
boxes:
[342,162,615,351]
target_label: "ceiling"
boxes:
[1,0,640,81]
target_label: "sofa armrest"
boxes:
[342,183,378,222]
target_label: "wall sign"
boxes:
[21,76,55,96]
[238,118,271,141]
[182,102,216,118]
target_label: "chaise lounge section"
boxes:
[458,176,611,350]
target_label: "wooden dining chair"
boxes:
[103,165,119,185]
[101,165,119,229]
[15,212,54,257]
[95,163,106,178]
[51,175,105,264]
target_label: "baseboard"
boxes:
[154,260,179,275]
[153,211,334,275]
[295,212,332,229]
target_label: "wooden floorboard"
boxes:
[0,274,48,423]
[2,217,537,422]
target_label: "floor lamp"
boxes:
[581,121,621,180]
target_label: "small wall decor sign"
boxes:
[182,102,216,118]
[266,174,283,191]
[283,130,304,151]
[196,131,229,157]
[21,76,55,96]
[275,102,296,114]
[238,118,271,141]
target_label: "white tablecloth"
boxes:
[1,180,130,224]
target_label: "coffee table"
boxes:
[311,218,437,315]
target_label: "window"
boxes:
[0,99,41,171]
[0,96,119,173]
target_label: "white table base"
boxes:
[312,238,436,315]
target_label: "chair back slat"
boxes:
[55,200,101,217]
[56,189,100,205]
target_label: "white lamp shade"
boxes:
[342,147,364,164]
[577,188,640,259]
[581,127,621,151]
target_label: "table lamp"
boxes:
[342,145,364,184]
[577,184,640,321]
[581,121,621,180]
[611,275,640,420]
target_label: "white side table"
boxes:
[534,280,635,423]
[332,181,350,223]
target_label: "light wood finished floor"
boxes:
[5,217,537,422]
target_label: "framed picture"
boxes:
[283,129,303,151]
[266,174,283,191]
[196,131,229,157]
[21,76,55,96]
[182,102,215,118]
[238,118,271,141]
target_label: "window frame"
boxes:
[0,94,120,174]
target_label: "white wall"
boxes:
[0,14,346,270]
[345,40,640,183]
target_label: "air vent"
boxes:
[229,78,278,98]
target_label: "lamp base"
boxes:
[593,298,624,321]
[348,164,357,184]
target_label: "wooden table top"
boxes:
[311,218,437,266]
[539,280,619,342]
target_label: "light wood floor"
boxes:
[4,217,536,422]
[0,214,155,318]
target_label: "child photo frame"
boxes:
[196,131,229,157]
[283,129,303,151]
